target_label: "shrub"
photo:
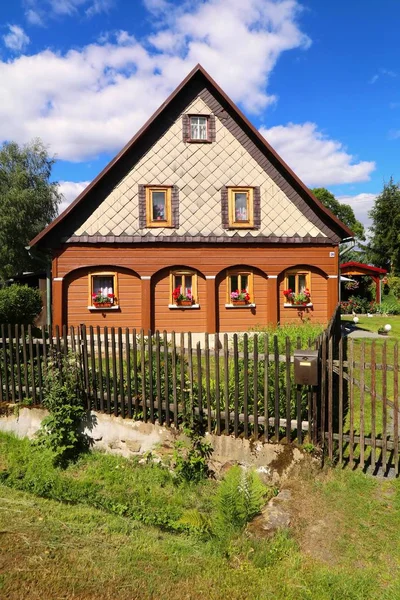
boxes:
[173,425,213,483]
[0,284,42,325]
[387,276,400,299]
[213,465,267,535]
[35,352,92,466]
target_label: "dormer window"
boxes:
[190,116,208,141]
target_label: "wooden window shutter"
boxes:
[172,185,179,228]
[138,184,146,229]
[209,114,216,142]
[221,186,229,229]
[182,114,190,142]
[254,186,261,229]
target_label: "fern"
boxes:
[213,466,266,537]
[179,509,212,535]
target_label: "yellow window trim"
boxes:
[284,270,311,295]
[228,187,254,228]
[170,270,198,303]
[226,269,254,303]
[145,186,172,228]
[88,271,119,306]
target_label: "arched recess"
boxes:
[63,265,141,329]
[151,265,207,333]
[216,264,268,333]
[277,264,329,324]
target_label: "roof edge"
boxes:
[30,63,353,247]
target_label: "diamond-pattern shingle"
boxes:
[75,96,326,239]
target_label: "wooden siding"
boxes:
[218,270,268,332]
[152,268,207,333]
[64,266,141,329]
[55,244,339,332]
[278,269,330,325]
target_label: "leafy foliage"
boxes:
[367,178,400,274]
[213,465,266,535]
[312,187,365,241]
[173,425,213,483]
[35,352,91,466]
[0,284,42,325]
[0,139,60,280]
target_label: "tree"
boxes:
[367,178,400,274]
[0,139,61,280]
[312,187,366,242]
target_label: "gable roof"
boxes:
[340,261,387,275]
[30,64,354,249]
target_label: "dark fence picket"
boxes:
[164,331,170,426]
[97,326,104,413]
[126,328,132,419]
[15,324,22,402]
[224,333,229,435]
[118,328,125,419]
[28,325,36,405]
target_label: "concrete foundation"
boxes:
[0,406,314,483]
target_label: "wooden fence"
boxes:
[0,323,319,444]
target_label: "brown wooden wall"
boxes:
[152,268,207,333]
[64,266,142,329]
[53,243,339,332]
[217,269,268,332]
[278,267,330,325]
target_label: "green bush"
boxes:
[0,284,42,325]
[387,276,400,299]
[213,466,266,535]
[173,425,213,483]
[35,352,91,466]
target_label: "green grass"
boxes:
[1,454,400,599]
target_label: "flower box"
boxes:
[232,299,249,306]
[176,299,193,306]
[93,302,112,308]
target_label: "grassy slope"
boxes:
[1,437,400,599]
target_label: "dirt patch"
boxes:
[283,462,341,565]
[268,444,294,476]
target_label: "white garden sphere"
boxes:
[353,317,359,324]
[384,324,392,332]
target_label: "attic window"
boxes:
[228,187,254,228]
[183,114,215,143]
[146,186,172,227]
[190,116,208,141]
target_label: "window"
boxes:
[89,272,118,308]
[190,116,208,141]
[284,271,311,305]
[146,186,172,227]
[226,270,254,305]
[228,187,254,228]
[170,271,198,306]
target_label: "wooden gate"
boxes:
[320,315,399,475]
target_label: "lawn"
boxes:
[1,444,400,599]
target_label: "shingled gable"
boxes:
[30,64,353,249]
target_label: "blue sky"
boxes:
[0,0,398,228]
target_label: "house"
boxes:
[29,65,353,334]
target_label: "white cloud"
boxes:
[260,122,375,186]
[369,68,396,84]
[337,193,377,231]
[24,0,114,23]
[25,9,44,26]
[0,0,312,161]
[58,180,90,213]
[3,25,30,52]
